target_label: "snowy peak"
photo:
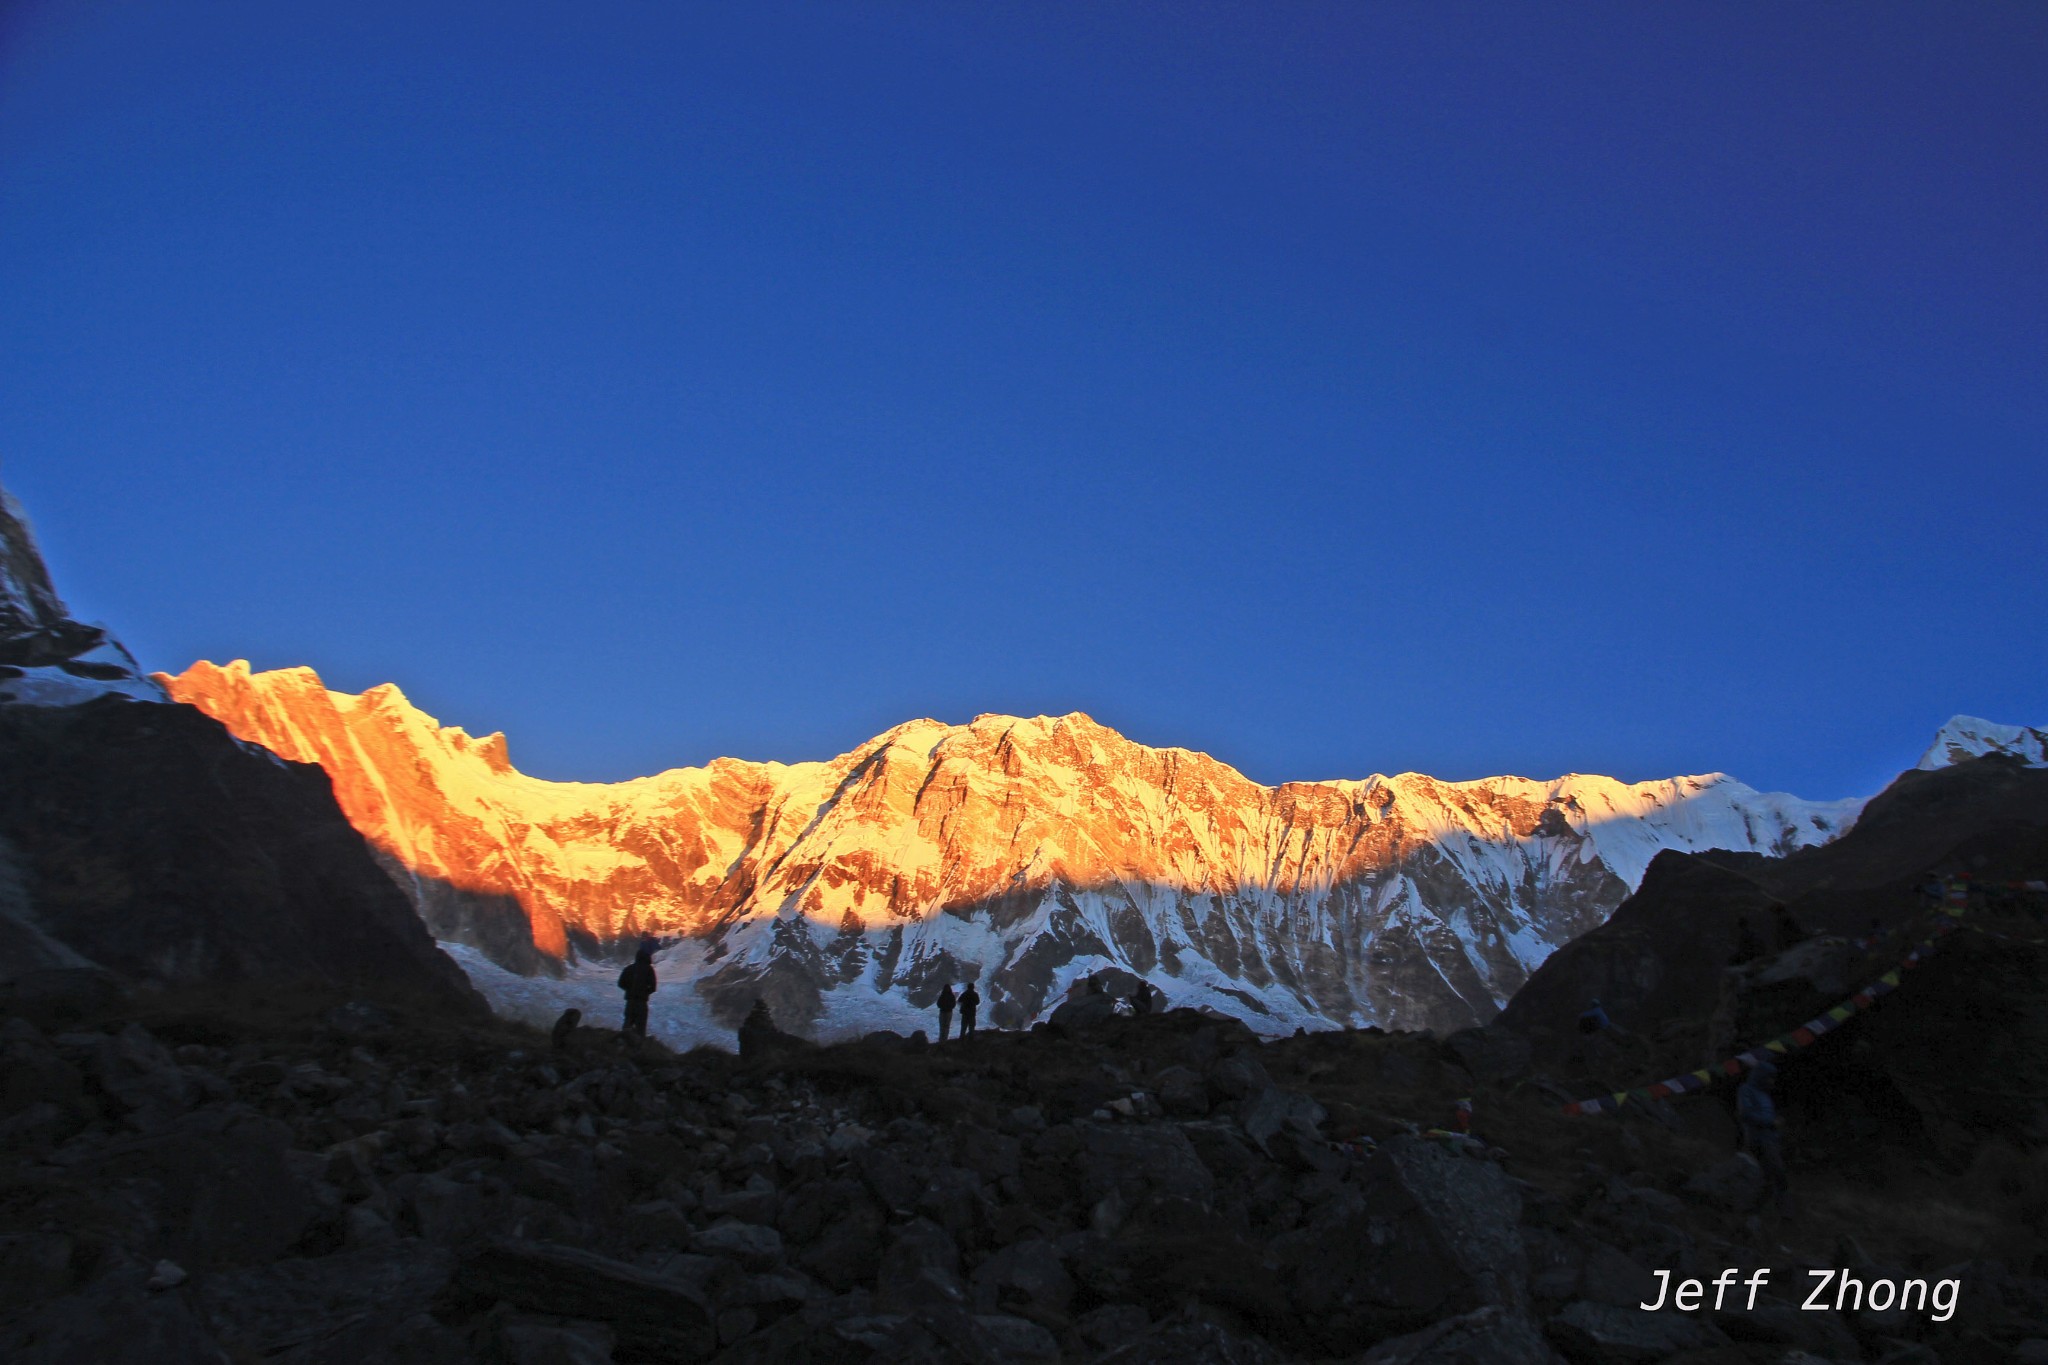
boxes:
[1917,715,2048,771]
[0,481,163,707]
[0,486,66,633]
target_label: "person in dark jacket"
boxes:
[958,981,980,1038]
[936,983,957,1041]
[618,940,658,1037]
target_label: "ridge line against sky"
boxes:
[163,657,1879,804]
[3,1,2044,800]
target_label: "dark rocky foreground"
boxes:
[3,950,2045,1365]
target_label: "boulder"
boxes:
[694,1219,784,1271]
[1680,1153,1766,1214]
[72,1109,319,1269]
[1048,992,1120,1030]
[708,1297,1057,1365]
[496,1316,616,1365]
[874,1217,969,1314]
[1205,1052,1272,1103]
[1077,1303,1152,1352]
[1068,1196,1290,1334]
[795,1201,885,1294]
[970,1313,1060,1364]
[1236,1084,1326,1156]
[1713,1297,1862,1359]
[1575,1243,1658,1311]
[1544,1299,1729,1363]
[0,1264,228,1365]
[853,1144,923,1214]
[1361,1305,1564,1364]
[1073,1122,1215,1207]
[1150,1065,1209,1117]
[914,1165,988,1242]
[1093,1315,1293,1364]
[1523,1228,1584,1304]
[194,1241,457,1362]
[1277,1135,1528,1346]
[444,1240,716,1363]
[970,1237,1074,1317]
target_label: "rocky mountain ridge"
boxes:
[0,484,479,1014]
[1918,716,2048,771]
[163,661,1865,1041]
[0,487,161,708]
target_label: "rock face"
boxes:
[0,486,161,708]
[162,660,1864,1038]
[1917,715,2048,771]
[0,483,481,1014]
[0,698,486,1011]
[1498,754,2048,1048]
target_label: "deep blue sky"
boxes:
[3,2,2043,800]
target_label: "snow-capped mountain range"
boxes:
[164,660,1881,1041]
[7,474,2033,1048]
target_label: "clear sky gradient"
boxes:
[3,2,2043,800]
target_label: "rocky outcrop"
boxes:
[0,486,161,708]
[1496,755,2048,1048]
[162,660,1863,1039]
[0,697,485,1012]
[0,481,480,1015]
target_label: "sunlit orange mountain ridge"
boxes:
[160,659,1864,1039]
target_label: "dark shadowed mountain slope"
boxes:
[1497,754,2048,1049]
[0,481,481,1014]
[0,697,485,1012]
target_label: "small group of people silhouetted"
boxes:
[936,981,980,1039]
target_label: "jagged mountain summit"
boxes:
[1918,715,2048,770]
[163,660,1865,1040]
[0,487,162,707]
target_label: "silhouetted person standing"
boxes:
[936,983,956,1041]
[958,981,980,1038]
[618,940,657,1037]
